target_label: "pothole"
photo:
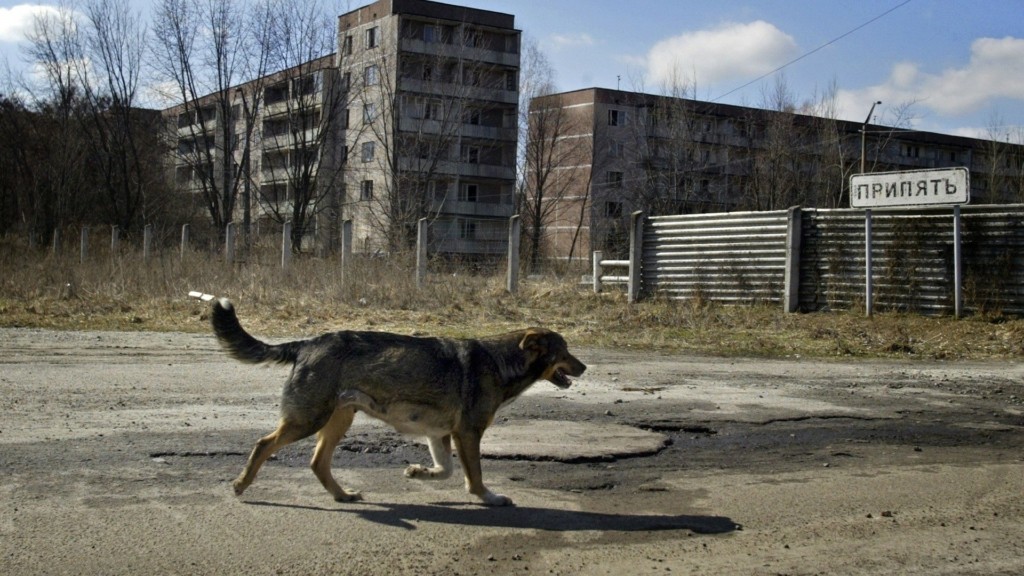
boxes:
[482,420,670,463]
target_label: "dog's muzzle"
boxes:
[548,357,586,389]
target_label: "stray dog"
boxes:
[209,298,586,506]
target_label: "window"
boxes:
[459,219,477,239]
[363,103,377,123]
[364,65,379,86]
[341,108,350,129]
[604,201,623,218]
[422,63,433,81]
[360,180,373,201]
[361,141,375,162]
[423,99,441,120]
[365,26,379,48]
[423,25,439,43]
[464,107,481,125]
[505,70,517,91]
[900,144,921,158]
[463,145,480,164]
[459,184,478,202]
[608,109,625,126]
[462,67,479,86]
[463,29,482,48]
[606,171,623,188]
[608,141,623,158]
[264,83,287,105]
[292,74,318,97]
[343,35,353,55]
[340,71,351,91]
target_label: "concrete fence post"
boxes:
[282,221,292,270]
[339,220,352,284]
[593,251,604,293]
[225,222,235,265]
[79,226,89,263]
[416,218,428,288]
[784,206,802,313]
[180,224,190,261]
[627,211,644,303]
[506,215,520,294]
[143,224,153,262]
[52,229,61,256]
[110,226,120,257]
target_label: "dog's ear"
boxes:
[518,329,548,356]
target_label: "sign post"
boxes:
[850,167,970,318]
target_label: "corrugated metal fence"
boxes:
[633,204,1024,316]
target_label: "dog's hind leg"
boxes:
[452,430,512,506]
[404,435,453,480]
[233,418,319,496]
[310,406,362,502]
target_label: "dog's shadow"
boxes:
[246,499,740,534]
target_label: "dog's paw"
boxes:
[481,491,513,507]
[405,464,452,480]
[404,464,427,478]
[333,489,362,503]
[232,480,248,496]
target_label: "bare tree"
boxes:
[153,0,275,239]
[19,2,95,237]
[626,74,726,216]
[255,0,353,253]
[518,38,593,271]
[347,18,514,253]
[744,75,805,211]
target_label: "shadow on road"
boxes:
[246,500,740,534]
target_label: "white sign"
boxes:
[850,167,970,208]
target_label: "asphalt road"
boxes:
[2,328,1024,575]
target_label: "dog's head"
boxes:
[519,329,587,388]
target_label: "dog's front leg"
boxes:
[452,430,512,506]
[405,435,453,480]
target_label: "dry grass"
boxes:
[2,235,1023,360]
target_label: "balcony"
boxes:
[400,38,519,68]
[431,198,514,218]
[398,157,515,180]
[397,117,514,141]
[398,77,517,105]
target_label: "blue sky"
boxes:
[2,0,1022,140]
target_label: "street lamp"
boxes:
[860,100,882,173]
[859,100,881,319]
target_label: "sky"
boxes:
[2,0,1022,140]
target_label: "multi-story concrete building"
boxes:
[164,0,520,255]
[338,0,520,255]
[528,88,1024,262]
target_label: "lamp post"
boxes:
[860,101,880,318]
[860,100,882,174]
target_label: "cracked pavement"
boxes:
[2,329,1023,575]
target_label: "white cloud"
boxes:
[0,4,60,43]
[644,21,798,88]
[548,32,595,49]
[837,36,1024,124]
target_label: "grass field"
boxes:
[2,236,1022,360]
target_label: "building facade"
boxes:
[163,0,520,255]
[338,0,520,255]
[529,88,1024,262]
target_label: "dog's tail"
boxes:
[211,298,300,365]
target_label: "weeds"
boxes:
[1,233,1023,360]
